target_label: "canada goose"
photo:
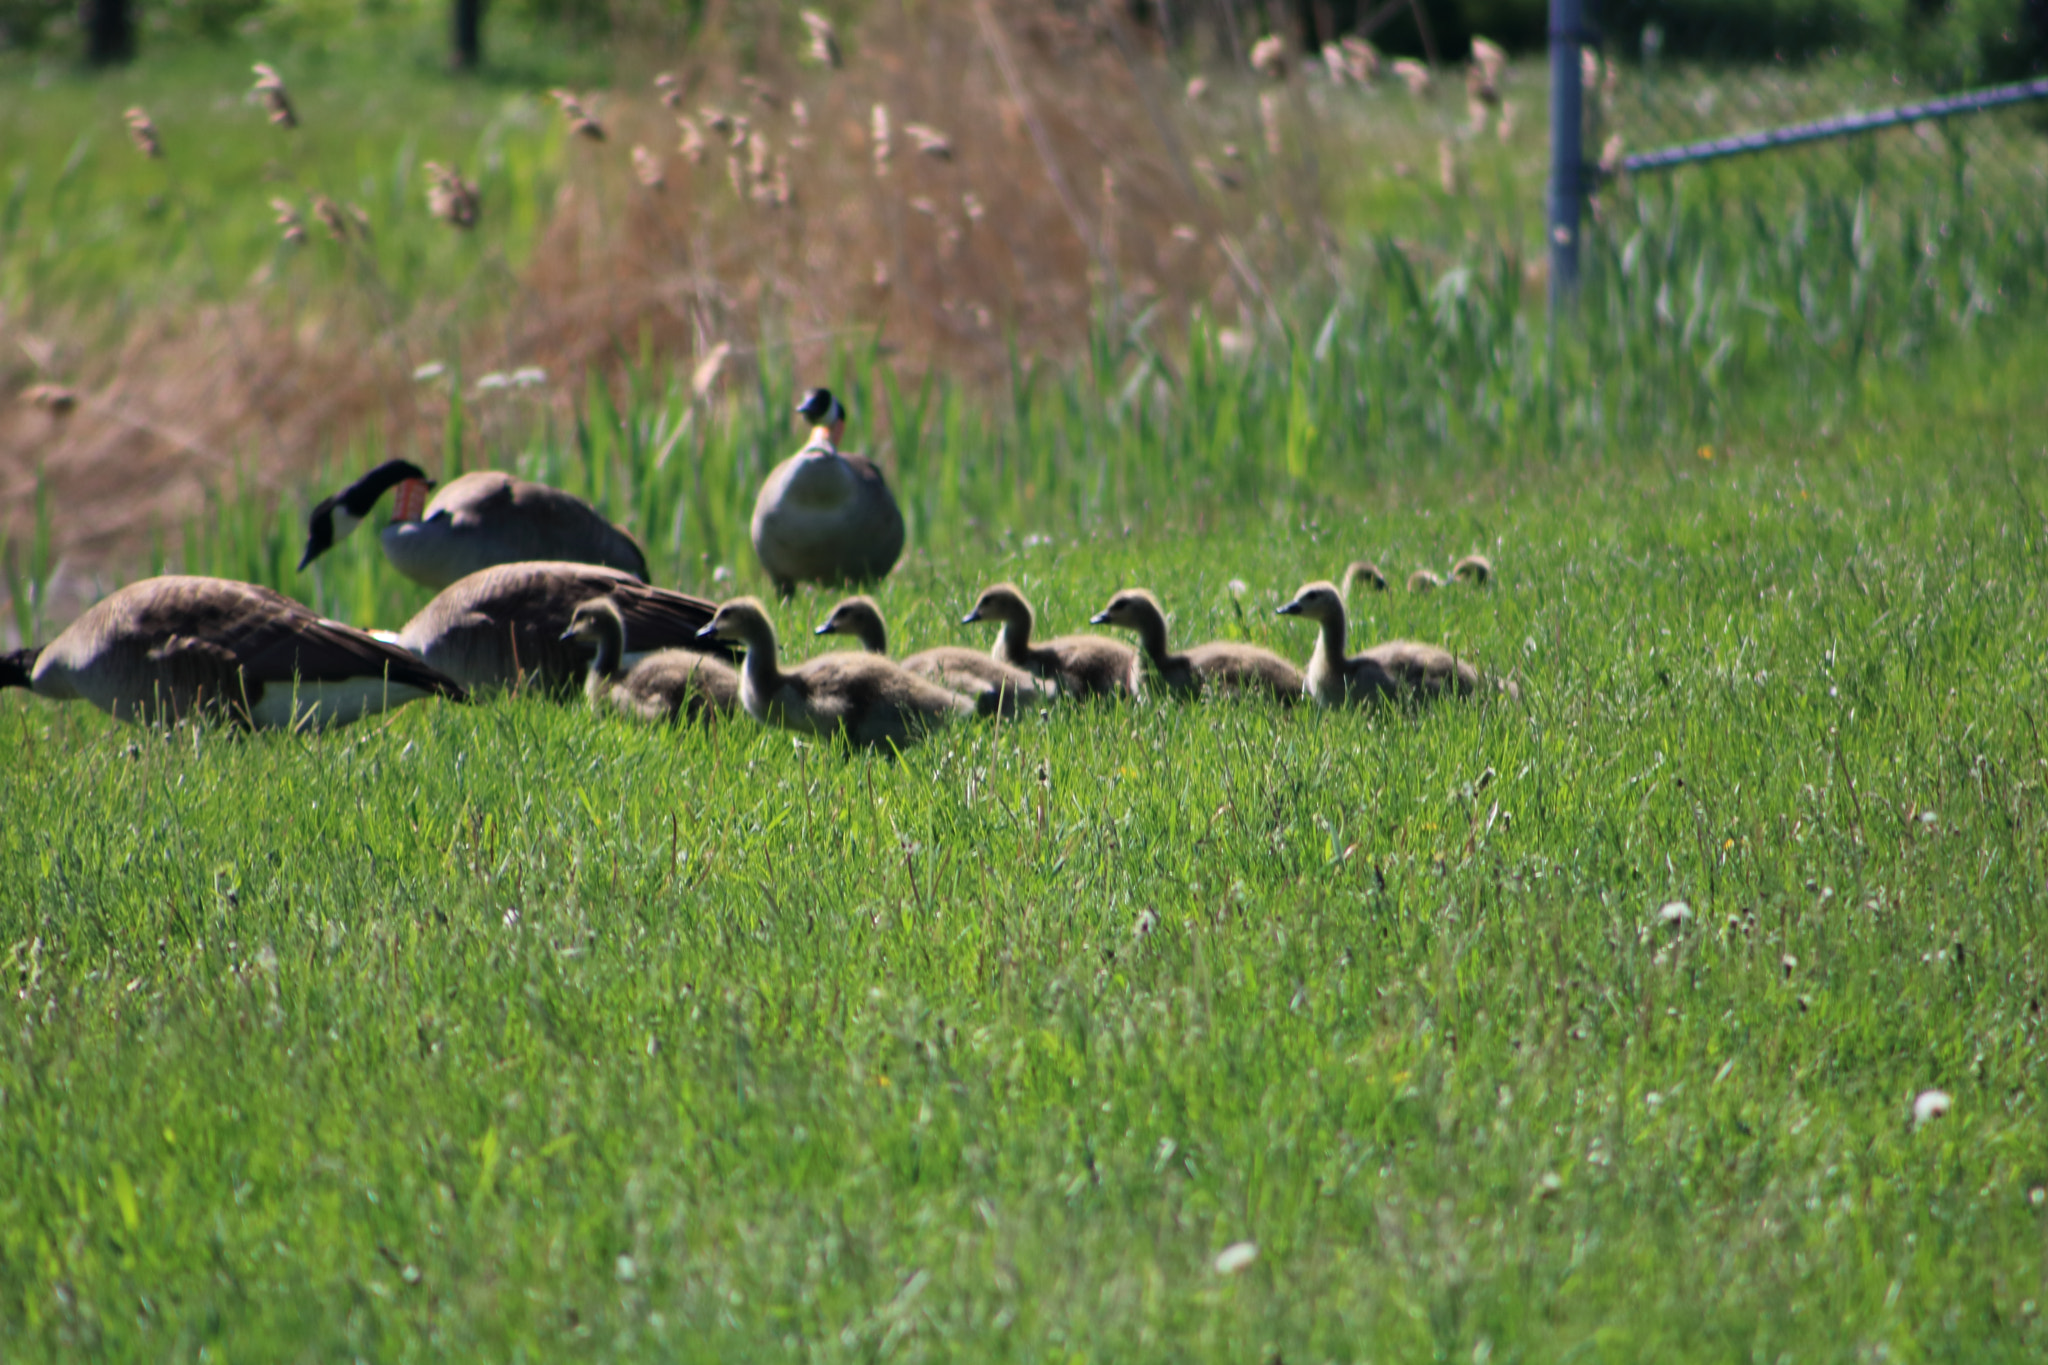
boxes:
[299,459,650,590]
[560,596,739,722]
[961,582,1142,700]
[698,596,970,748]
[813,595,1054,716]
[1088,588,1302,703]
[1,575,465,728]
[750,389,906,598]
[1342,560,1389,595]
[1276,580,1480,707]
[1450,553,1494,586]
[398,561,734,697]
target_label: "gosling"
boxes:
[1276,580,1482,707]
[1341,560,1389,595]
[813,595,1053,717]
[561,597,739,723]
[698,597,971,749]
[1450,553,1493,586]
[1089,588,1302,703]
[960,582,1142,700]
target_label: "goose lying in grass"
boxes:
[699,597,970,749]
[1276,581,1485,706]
[399,562,733,697]
[1088,588,1302,703]
[299,459,650,590]
[960,582,1142,701]
[813,595,1053,716]
[750,389,905,598]
[1,575,465,728]
[561,597,739,722]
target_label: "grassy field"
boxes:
[4,330,2047,1358]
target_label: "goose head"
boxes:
[1,646,38,691]
[1451,553,1494,586]
[299,458,432,570]
[795,387,847,447]
[1276,581,1344,624]
[1089,588,1166,631]
[961,582,1033,630]
[814,595,887,651]
[1341,560,1388,595]
[699,597,777,654]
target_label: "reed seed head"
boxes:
[270,196,306,244]
[124,107,163,159]
[1471,37,1508,87]
[551,90,605,141]
[1260,91,1283,158]
[312,194,351,242]
[904,122,953,160]
[1340,35,1381,83]
[801,9,842,68]
[424,163,480,228]
[677,116,706,164]
[871,104,892,176]
[1185,76,1208,103]
[632,144,666,191]
[1392,58,1432,99]
[1249,34,1287,80]
[654,72,683,109]
[22,383,79,416]
[251,63,297,129]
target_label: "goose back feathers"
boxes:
[6,575,465,728]
[400,562,732,696]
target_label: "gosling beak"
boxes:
[1088,611,1111,626]
[696,622,721,641]
[813,622,834,636]
[558,625,581,642]
[960,608,983,625]
[1276,600,1302,616]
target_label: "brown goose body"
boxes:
[814,595,1054,717]
[750,439,905,596]
[961,582,1141,701]
[3,575,464,728]
[1090,588,1302,703]
[562,597,739,723]
[1277,580,1481,707]
[399,562,732,697]
[703,597,971,749]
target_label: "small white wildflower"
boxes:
[1213,1241,1258,1275]
[412,361,446,382]
[510,366,547,388]
[615,1255,637,1282]
[1658,900,1691,927]
[502,908,521,928]
[1228,578,1249,596]
[1912,1089,1951,1126]
[712,565,735,584]
[475,371,512,392]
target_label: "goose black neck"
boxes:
[336,459,430,517]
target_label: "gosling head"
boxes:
[298,458,432,571]
[1276,581,1344,624]
[796,386,847,446]
[814,595,887,650]
[559,596,626,647]
[961,582,1033,629]
[698,597,776,652]
[1451,553,1494,586]
[1341,560,1389,595]
[1407,568,1444,592]
[1088,588,1166,630]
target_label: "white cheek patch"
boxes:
[247,678,437,731]
[332,506,365,541]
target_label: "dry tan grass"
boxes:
[2,1,1336,615]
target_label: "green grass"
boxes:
[4,339,2048,1358]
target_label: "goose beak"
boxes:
[813,623,834,636]
[1276,600,1302,616]
[1088,611,1111,626]
[960,608,982,625]
[696,622,721,641]
[558,625,581,642]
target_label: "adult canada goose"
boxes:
[750,389,905,598]
[1,575,465,728]
[1341,560,1389,595]
[813,595,1054,717]
[1088,588,1302,703]
[961,582,1142,701]
[1276,581,1482,707]
[560,597,739,722]
[698,597,970,748]
[298,459,650,590]
[399,561,733,696]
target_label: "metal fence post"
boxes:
[1549,0,1586,310]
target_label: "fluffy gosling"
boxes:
[814,595,1053,716]
[960,582,1142,700]
[1276,581,1481,707]
[1089,588,1302,703]
[561,596,738,722]
[700,597,970,749]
